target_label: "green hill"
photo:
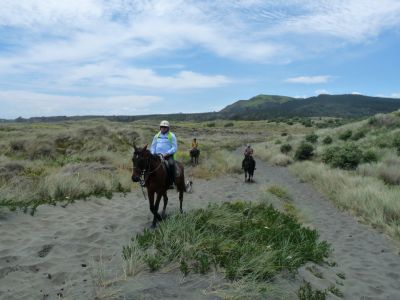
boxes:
[6,94,400,122]
[220,94,400,120]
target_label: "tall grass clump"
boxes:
[191,150,241,179]
[291,162,400,240]
[123,202,330,298]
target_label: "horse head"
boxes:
[131,144,151,182]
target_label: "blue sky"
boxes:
[0,0,399,118]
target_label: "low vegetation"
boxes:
[0,118,306,211]
[252,110,400,241]
[123,201,330,298]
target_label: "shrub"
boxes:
[393,134,400,155]
[9,140,26,153]
[351,130,366,141]
[305,133,318,144]
[224,122,234,127]
[339,130,352,141]
[206,122,215,127]
[275,139,282,145]
[280,144,292,154]
[302,119,313,127]
[362,150,378,163]
[295,143,314,161]
[322,136,333,145]
[322,144,362,170]
[281,132,288,136]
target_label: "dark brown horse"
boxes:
[131,145,186,228]
[190,148,200,165]
[242,156,255,182]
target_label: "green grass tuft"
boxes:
[123,202,330,296]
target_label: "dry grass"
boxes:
[291,161,400,240]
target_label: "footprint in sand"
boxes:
[38,244,54,258]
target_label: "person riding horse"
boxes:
[242,144,255,168]
[242,144,256,182]
[150,120,177,188]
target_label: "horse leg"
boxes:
[161,193,168,219]
[178,190,183,213]
[154,193,163,222]
[148,191,157,228]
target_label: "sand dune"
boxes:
[1,157,399,299]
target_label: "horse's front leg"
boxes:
[161,193,168,219]
[148,190,157,228]
[153,192,163,222]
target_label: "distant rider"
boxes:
[150,120,177,188]
[191,138,199,150]
[242,144,256,169]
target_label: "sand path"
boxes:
[0,156,399,299]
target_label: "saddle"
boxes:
[161,158,180,188]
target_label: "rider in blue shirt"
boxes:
[150,120,178,187]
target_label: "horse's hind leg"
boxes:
[161,193,168,219]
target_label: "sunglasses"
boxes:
[160,126,168,129]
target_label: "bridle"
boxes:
[133,151,164,198]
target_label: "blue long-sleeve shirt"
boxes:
[150,131,177,156]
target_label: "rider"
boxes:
[244,144,254,158]
[242,144,255,169]
[191,138,198,150]
[150,120,178,188]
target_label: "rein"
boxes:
[136,154,164,199]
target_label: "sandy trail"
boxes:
[0,156,399,299]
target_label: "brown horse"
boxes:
[131,145,186,228]
[190,148,200,165]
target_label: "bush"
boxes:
[322,136,333,145]
[362,150,378,163]
[302,119,313,127]
[339,130,352,141]
[351,130,366,141]
[295,143,314,161]
[322,144,362,169]
[275,139,282,145]
[224,122,234,127]
[281,132,288,136]
[9,140,26,153]
[393,134,400,155]
[206,122,215,127]
[280,144,292,154]
[305,133,318,144]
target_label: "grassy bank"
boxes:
[253,111,400,241]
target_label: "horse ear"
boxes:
[143,144,148,150]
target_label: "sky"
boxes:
[0,0,399,119]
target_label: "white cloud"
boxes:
[285,75,330,84]
[0,90,161,118]
[391,93,400,98]
[315,89,330,95]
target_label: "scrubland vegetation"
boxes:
[123,201,330,299]
[252,110,400,240]
[0,118,304,212]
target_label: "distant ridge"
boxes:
[219,94,400,120]
[4,94,400,122]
